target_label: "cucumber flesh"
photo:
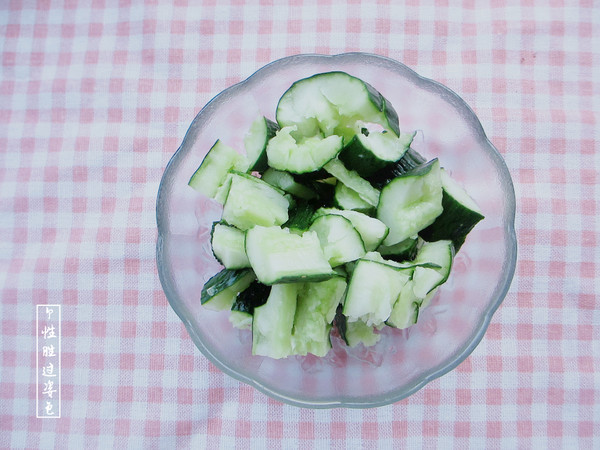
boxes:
[245,226,335,285]
[411,240,454,298]
[266,126,343,174]
[308,214,366,267]
[314,208,388,252]
[252,284,298,359]
[324,158,380,207]
[211,223,250,269]
[262,168,316,200]
[222,172,290,230]
[333,182,375,214]
[343,259,411,326]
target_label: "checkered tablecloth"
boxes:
[1,0,598,447]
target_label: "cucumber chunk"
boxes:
[276,71,400,140]
[377,159,443,246]
[252,283,299,359]
[266,126,343,174]
[338,130,415,178]
[343,259,412,326]
[333,182,375,214]
[244,116,279,172]
[324,158,380,207]
[308,214,366,267]
[200,268,255,311]
[222,172,290,230]
[188,140,249,199]
[314,208,389,252]
[245,226,335,285]
[419,168,484,251]
[211,223,250,269]
[411,240,454,298]
[262,168,317,200]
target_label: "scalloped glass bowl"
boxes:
[156,53,517,408]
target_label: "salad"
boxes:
[188,72,484,359]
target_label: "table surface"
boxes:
[1,0,598,447]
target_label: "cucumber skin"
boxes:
[337,134,390,178]
[249,118,279,173]
[368,147,427,189]
[419,192,484,251]
[200,268,254,305]
[231,280,271,314]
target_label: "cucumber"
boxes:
[222,172,290,230]
[368,147,427,189]
[386,281,420,329]
[377,237,419,262]
[262,168,317,200]
[252,283,298,359]
[230,280,271,330]
[323,158,380,207]
[200,268,255,311]
[411,240,454,298]
[283,199,318,233]
[188,140,249,199]
[335,306,381,347]
[245,226,336,285]
[276,71,400,140]
[333,182,375,214]
[419,168,484,251]
[313,207,388,252]
[308,214,366,267]
[377,159,443,246]
[211,223,250,269]
[291,277,347,357]
[266,126,343,174]
[244,116,279,172]
[338,130,415,178]
[343,259,412,326]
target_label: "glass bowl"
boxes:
[156,53,517,408]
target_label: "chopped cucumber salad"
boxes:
[189,72,484,359]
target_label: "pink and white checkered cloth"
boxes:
[1,0,598,447]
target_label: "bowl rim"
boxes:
[156,52,518,408]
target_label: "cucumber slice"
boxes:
[338,130,415,178]
[308,215,366,267]
[335,308,381,348]
[276,71,400,140]
[323,158,380,207]
[211,223,250,269]
[368,147,427,189]
[244,116,279,172]
[343,259,411,326]
[222,172,290,230]
[266,126,343,174]
[188,140,249,199]
[252,283,298,359]
[377,237,419,262]
[377,159,443,246]
[411,240,454,298]
[386,281,420,329]
[200,268,255,311]
[262,168,317,200]
[333,182,375,214]
[314,208,388,252]
[419,168,484,251]
[245,226,335,285]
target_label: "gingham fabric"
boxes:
[1,0,598,447]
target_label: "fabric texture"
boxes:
[1,0,598,447]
